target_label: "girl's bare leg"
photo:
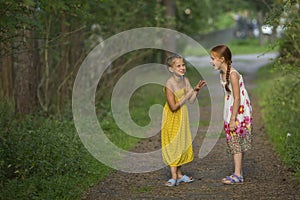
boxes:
[222,152,243,183]
[177,166,193,181]
[233,152,242,177]
[170,166,178,180]
[176,166,183,178]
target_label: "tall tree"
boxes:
[163,0,176,58]
[14,5,40,114]
[14,28,40,114]
[0,1,40,114]
[0,42,14,102]
[0,1,21,103]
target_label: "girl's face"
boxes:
[169,58,186,77]
[210,52,223,71]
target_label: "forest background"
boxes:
[0,0,299,199]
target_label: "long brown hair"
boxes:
[210,45,232,93]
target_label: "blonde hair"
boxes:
[166,54,183,67]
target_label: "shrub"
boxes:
[0,104,111,199]
[255,65,300,181]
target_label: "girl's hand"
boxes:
[229,119,236,131]
[186,88,194,99]
[179,89,194,106]
[194,80,206,92]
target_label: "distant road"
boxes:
[186,52,278,73]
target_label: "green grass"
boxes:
[0,96,143,199]
[184,46,209,57]
[184,38,279,56]
[254,64,300,181]
[228,38,278,55]
[0,109,113,200]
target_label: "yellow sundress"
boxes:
[161,88,194,166]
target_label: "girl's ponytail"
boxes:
[225,64,231,93]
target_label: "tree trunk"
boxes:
[14,28,39,114]
[162,0,176,59]
[38,17,51,112]
[257,11,266,46]
[0,42,14,102]
[57,12,69,115]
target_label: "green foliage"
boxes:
[213,13,235,30]
[0,104,112,199]
[88,1,161,38]
[254,0,300,182]
[266,0,300,68]
[255,64,300,181]
[130,84,165,127]
[0,72,166,198]
[1,0,269,115]
[99,112,140,150]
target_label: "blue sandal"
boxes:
[222,174,244,184]
[177,175,194,185]
[165,179,177,187]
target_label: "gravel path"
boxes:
[82,53,300,200]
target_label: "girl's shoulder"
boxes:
[165,77,175,91]
[165,77,173,85]
[229,68,240,80]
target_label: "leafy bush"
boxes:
[255,65,300,180]
[257,0,300,181]
[0,104,112,199]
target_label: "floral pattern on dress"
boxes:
[221,70,253,154]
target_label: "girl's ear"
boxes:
[168,66,174,73]
[220,56,225,63]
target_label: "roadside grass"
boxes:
[184,46,208,57]
[0,108,113,200]
[254,64,300,182]
[184,38,278,56]
[227,38,278,55]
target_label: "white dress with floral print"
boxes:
[221,70,253,154]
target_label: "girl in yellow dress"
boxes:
[161,54,206,186]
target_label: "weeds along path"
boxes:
[82,53,300,200]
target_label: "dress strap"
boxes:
[230,69,239,75]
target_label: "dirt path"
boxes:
[82,59,300,200]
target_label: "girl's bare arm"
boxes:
[187,78,206,104]
[165,86,181,112]
[165,80,194,112]
[229,71,240,130]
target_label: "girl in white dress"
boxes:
[210,45,253,184]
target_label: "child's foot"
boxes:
[177,175,194,185]
[165,179,177,186]
[222,174,243,184]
